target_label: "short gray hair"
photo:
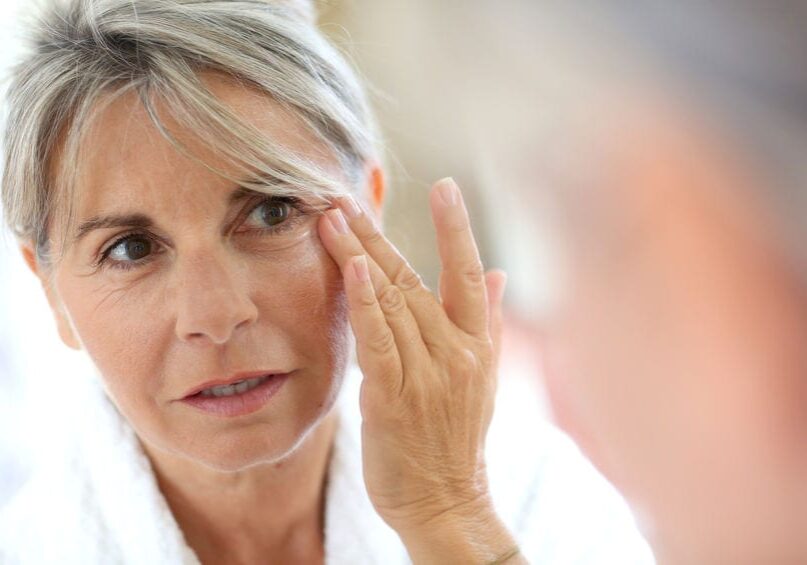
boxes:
[1,0,379,267]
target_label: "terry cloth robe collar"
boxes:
[0,365,408,564]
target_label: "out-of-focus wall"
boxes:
[0,0,101,506]
[0,0,36,505]
[317,0,560,318]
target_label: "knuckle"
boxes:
[447,347,480,378]
[378,284,407,315]
[358,290,378,308]
[367,329,397,356]
[460,261,486,285]
[361,224,385,246]
[446,217,470,234]
[478,337,495,364]
[392,264,423,292]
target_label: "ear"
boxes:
[19,242,82,351]
[364,160,386,220]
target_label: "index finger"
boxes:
[335,195,452,344]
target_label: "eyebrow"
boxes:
[72,186,277,244]
[74,213,154,243]
[228,186,264,205]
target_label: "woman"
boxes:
[0,1,652,563]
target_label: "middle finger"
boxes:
[335,195,450,342]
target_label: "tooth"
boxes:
[197,375,272,399]
[212,385,234,397]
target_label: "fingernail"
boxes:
[341,195,363,219]
[328,209,349,234]
[497,272,508,302]
[353,255,369,281]
[437,177,458,206]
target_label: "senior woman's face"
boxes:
[541,104,807,562]
[33,73,352,471]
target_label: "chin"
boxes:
[185,392,341,473]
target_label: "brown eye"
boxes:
[260,199,290,226]
[107,235,152,262]
[247,198,292,228]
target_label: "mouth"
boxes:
[181,370,285,399]
[193,374,272,398]
[179,371,291,418]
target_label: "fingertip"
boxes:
[337,194,364,220]
[485,269,508,304]
[316,210,337,247]
[351,254,370,283]
[430,177,471,236]
[436,176,460,205]
[325,208,349,235]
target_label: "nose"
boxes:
[172,247,259,345]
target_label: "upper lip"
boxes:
[180,370,285,399]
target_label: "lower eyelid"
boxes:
[100,238,163,269]
[240,208,307,234]
[101,210,309,270]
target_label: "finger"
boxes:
[320,210,431,378]
[317,208,390,296]
[484,270,508,372]
[335,195,451,342]
[342,255,404,398]
[430,178,489,338]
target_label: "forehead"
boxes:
[66,71,334,219]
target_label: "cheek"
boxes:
[56,235,352,429]
[57,272,169,397]
[250,237,351,378]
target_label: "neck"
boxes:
[142,411,338,564]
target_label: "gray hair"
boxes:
[1,0,379,269]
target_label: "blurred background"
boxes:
[0,0,559,505]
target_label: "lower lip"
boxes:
[179,373,290,417]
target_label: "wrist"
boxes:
[398,499,522,565]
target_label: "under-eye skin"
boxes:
[95,196,309,272]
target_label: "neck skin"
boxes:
[141,411,338,565]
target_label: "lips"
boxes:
[179,372,291,418]
[181,370,286,399]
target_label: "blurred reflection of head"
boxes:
[451,2,807,564]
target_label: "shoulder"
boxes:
[486,374,656,564]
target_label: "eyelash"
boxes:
[96,196,309,272]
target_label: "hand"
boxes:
[318,178,521,564]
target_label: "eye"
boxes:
[103,234,154,265]
[246,198,292,229]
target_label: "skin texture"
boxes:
[539,100,807,564]
[317,188,523,564]
[22,70,519,564]
[23,72,362,564]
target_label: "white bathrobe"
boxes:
[0,365,654,564]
